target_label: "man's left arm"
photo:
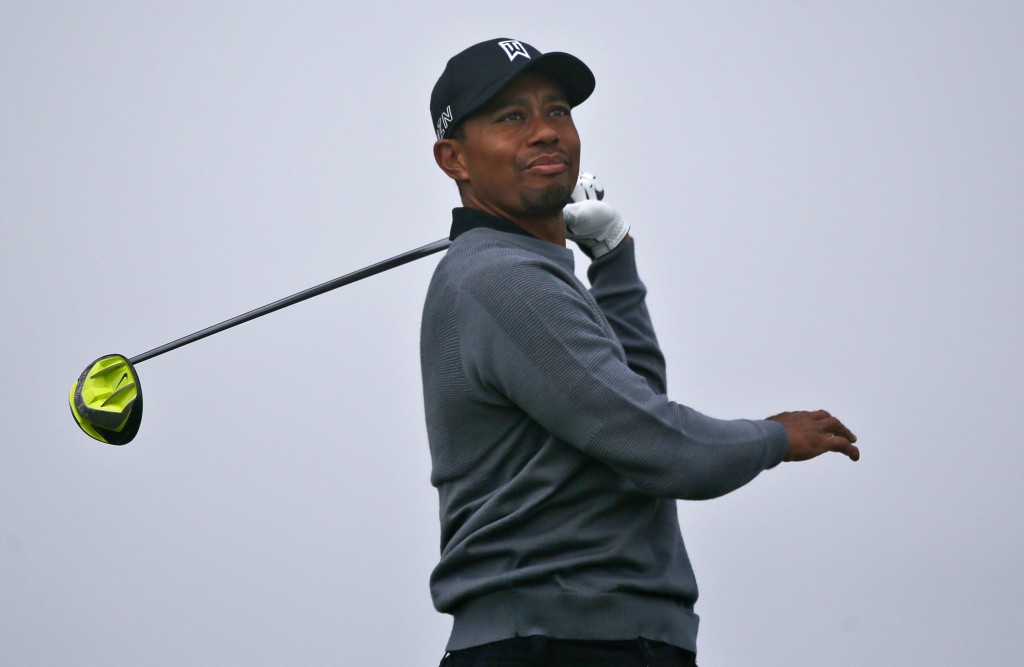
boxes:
[564,177,667,393]
[587,240,667,394]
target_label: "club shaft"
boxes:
[130,237,451,365]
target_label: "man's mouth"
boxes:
[525,154,570,175]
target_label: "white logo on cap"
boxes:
[499,40,531,62]
[435,105,453,140]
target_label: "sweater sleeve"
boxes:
[587,239,667,395]
[457,253,788,500]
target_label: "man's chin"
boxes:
[521,182,574,217]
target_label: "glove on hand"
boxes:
[563,173,629,259]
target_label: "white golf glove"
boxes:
[563,173,629,258]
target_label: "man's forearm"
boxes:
[588,239,668,393]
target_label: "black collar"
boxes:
[449,207,538,241]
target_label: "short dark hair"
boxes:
[448,123,466,141]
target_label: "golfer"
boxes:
[421,38,859,667]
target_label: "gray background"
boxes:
[2,2,1021,665]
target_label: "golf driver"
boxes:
[69,237,452,445]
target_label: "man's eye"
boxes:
[499,112,522,122]
[551,107,571,117]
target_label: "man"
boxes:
[421,38,859,667]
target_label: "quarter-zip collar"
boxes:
[449,207,539,241]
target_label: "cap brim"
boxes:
[526,52,596,108]
[454,52,595,135]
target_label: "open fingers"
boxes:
[771,409,861,463]
[816,411,856,443]
[828,418,857,443]
[827,435,860,462]
[815,411,860,460]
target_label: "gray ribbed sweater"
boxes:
[420,208,788,651]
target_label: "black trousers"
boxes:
[440,636,698,666]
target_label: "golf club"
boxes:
[69,237,452,445]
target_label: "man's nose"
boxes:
[525,115,560,145]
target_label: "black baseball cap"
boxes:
[430,38,595,140]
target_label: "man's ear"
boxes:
[434,139,469,183]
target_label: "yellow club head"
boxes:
[69,354,143,445]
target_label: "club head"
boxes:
[69,354,143,445]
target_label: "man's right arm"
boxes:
[457,254,788,500]
[562,178,859,468]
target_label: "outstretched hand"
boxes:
[769,410,860,462]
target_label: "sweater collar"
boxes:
[448,206,575,271]
[449,207,539,241]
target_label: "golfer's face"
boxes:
[456,71,581,220]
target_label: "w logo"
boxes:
[498,40,531,62]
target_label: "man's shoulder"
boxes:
[441,229,571,289]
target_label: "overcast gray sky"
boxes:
[3,2,1022,665]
